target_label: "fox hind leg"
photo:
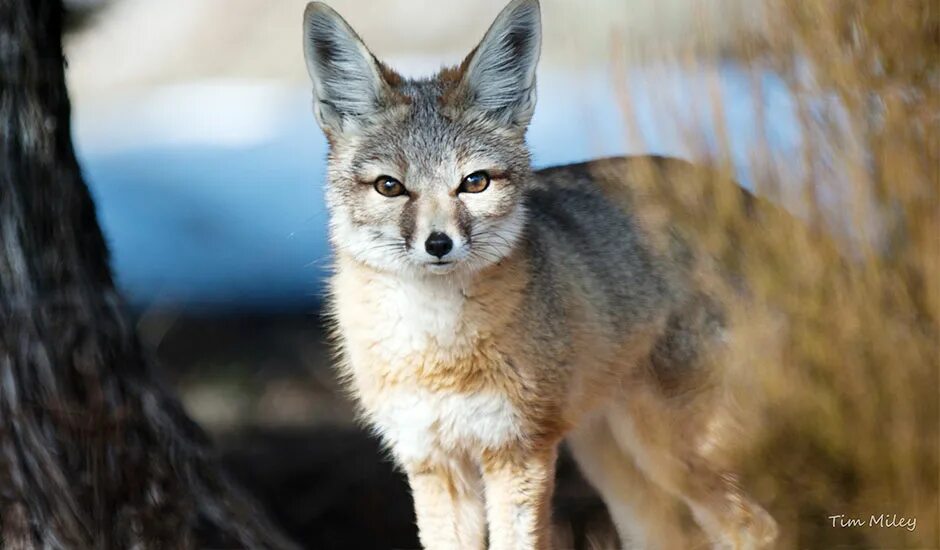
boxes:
[604,388,778,550]
[567,413,704,549]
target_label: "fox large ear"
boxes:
[303,2,396,135]
[453,0,541,128]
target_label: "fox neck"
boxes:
[333,240,530,347]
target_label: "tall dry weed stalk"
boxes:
[611,0,938,547]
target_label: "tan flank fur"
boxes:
[302,1,778,548]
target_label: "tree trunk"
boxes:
[0,1,297,547]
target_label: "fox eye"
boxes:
[459,171,490,194]
[374,176,407,197]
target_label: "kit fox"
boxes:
[302,0,777,548]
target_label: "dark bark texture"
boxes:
[0,1,297,547]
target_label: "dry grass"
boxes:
[612,1,938,547]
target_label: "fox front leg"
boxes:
[482,445,558,550]
[404,456,486,550]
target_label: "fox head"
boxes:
[303,0,541,276]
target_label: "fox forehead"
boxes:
[337,76,530,185]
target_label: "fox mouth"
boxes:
[425,260,456,273]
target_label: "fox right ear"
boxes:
[303,2,396,135]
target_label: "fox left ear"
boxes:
[453,0,542,129]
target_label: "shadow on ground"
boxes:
[220,429,614,550]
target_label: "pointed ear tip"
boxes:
[305,2,329,13]
[510,0,541,14]
[501,0,541,29]
[304,2,337,23]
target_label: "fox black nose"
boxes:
[424,232,453,258]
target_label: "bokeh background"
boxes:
[63,0,938,548]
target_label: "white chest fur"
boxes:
[371,389,521,463]
[333,269,482,369]
[331,266,523,462]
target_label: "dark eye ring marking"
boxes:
[374,175,407,197]
[458,171,491,194]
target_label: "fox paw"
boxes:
[716,499,778,550]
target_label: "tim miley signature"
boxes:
[829,514,917,531]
